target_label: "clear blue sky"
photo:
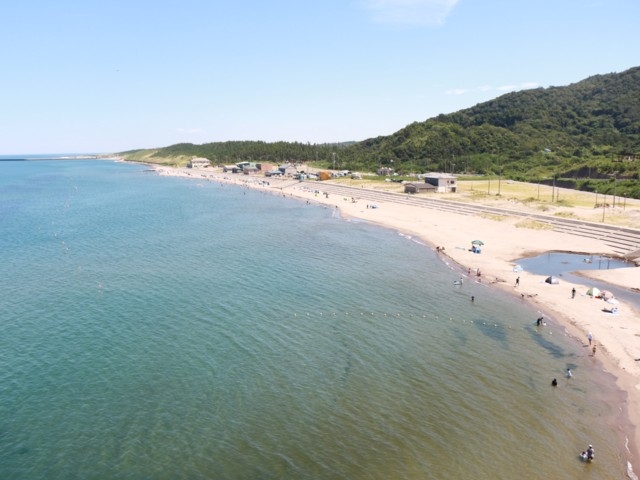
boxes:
[1,0,638,154]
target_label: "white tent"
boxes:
[586,287,601,297]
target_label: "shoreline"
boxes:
[153,166,640,472]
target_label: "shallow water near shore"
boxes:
[0,159,635,479]
[517,252,640,308]
[517,252,632,275]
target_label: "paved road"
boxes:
[299,181,640,258]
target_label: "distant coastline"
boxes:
[0,154,103,161]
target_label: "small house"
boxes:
[188,157,211,168]
[404,182,436,194]
[424,173,457,193]
[279,163,298,176]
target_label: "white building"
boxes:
[189,157,211,168]
[424,173,457,193]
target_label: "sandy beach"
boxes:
[155,166,640,467]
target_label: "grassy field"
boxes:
[120,151,192,167]
[328,176,640,228]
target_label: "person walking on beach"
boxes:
[571,287,576,299]
[566,368,572,378]
[587,332,593,346]
[515,277,520,287]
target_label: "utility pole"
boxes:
[487,159,490,194]
[497,154,502,196]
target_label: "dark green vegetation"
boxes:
[121,66,640,198]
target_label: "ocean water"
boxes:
[0,159,634,479]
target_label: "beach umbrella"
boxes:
[586,287,601,297]
[471,240,484,246]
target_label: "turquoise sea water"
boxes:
[0,159,635,479]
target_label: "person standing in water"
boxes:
[586,445,595,461]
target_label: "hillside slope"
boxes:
[120,67,640,196]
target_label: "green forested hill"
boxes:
[120,141,351,166]
[344,66,640,177]
[120,66,640,197]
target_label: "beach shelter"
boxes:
[601,290,614,300]
[471,239,484,253]
[545,276,560,284]
[586,287,601,297]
